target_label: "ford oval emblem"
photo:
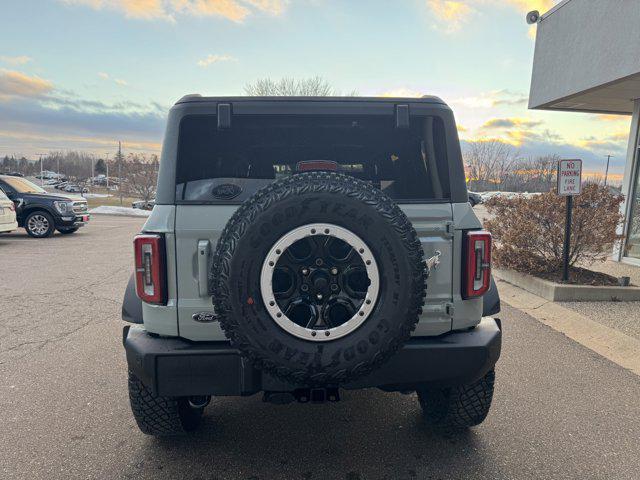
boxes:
[192,312,218,323]
[212,183,242,200]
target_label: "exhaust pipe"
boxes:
[188,395,211,409]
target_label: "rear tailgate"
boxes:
[175,205,236,340]
[401,204,454,336]
[175,203,456,341]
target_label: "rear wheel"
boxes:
[417,370,495,430]
[24,211,55,238]
[57,227,79,235]
[128,372,205,436]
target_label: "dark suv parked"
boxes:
[0,175,90,238]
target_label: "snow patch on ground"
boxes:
[84,193,112,198]
[89,206,151,217]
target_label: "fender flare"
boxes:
[482,275,501,317]
[122,273,143,324]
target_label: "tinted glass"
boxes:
[176,114,450,203]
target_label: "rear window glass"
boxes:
[176,114,450,203]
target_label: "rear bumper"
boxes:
[0,220,18,232]
[124,317,502,397]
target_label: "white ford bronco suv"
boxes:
[121,96,502,436]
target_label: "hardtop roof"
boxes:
[175,94,448,106]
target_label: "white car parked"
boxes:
[0,189,17,233]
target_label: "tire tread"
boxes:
[418,370,495,430]
[127,372,202,436]
[209,172,428,385]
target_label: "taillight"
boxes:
[134,234,167,305]
[296,160,339,172]
[463,230,492,299]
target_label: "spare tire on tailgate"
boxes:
[210,172,427,385]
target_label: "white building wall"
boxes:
[615,101,640,263]
[530,0,640,111]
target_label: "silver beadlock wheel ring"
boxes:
[260,223,380,342]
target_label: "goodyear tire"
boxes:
[128,372,204,436]
[210,172,427,385]
[417,370,495,430]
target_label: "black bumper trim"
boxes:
[124,318,502,397]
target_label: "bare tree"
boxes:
[244,76,356,96]
[464,140,517,191]
[508,155,558,192]
[121,153,158,202]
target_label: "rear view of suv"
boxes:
[122,96,502,436]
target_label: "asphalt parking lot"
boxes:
[2,215,640,480]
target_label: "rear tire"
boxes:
[128,372,204,436]
[24,211,55,238]
[417,370,495,430]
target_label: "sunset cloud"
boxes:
[426,0,472,33]
[61,0,288,22]
[197,53,236,67]
[426,0,558,36]
[452,90,528,109]
[481,117,543,130]
[0,55,32,66]
[0,70,53,101]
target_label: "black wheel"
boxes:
[210,172,427,385]
[417,370,495,430]
[128,372,204,436]
[57,227,79,235]
[24,211,55,238]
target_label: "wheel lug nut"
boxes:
[330,267,338,275]
[316,293,323,300]
[302,268,309,276]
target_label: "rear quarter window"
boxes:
[175,114,451,204]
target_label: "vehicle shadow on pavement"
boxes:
[124,389,501,480]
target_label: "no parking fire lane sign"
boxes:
[557,159,582,196]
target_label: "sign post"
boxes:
[557,159,583,282]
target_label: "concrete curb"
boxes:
[494,268,640,302]
[497,279,640,376]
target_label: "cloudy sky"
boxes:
[0,0,631,179]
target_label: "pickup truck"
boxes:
[0,175,89,237]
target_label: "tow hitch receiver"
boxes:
[263,388,341,404]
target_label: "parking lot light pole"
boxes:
[604,155,613,186]
[105,153,110,190]
[36,153,46,187]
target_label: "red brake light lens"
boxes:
[134,234,167,305]
[296,160,339,172]
[463,230,492,299]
